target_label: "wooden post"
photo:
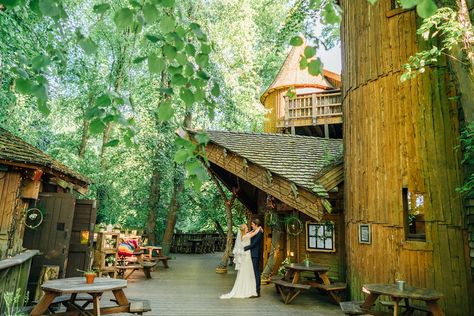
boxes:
[312,93,317,125]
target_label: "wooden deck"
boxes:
[112,252,344,315]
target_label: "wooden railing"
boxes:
[282,91,342,126]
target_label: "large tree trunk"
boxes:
[219,201,234,268]
[261,226,281,280]
[161,168,184,255]
[146,161,162,245]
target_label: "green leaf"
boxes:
[400,0,419,8]
[163,44,177,60]
[175,53,187,65]
[104,139,120,147]
[89,119,106,134]
[195,132,209,145]
[160,16,175,33]
[93,3,110,14]
[31,54,50,71]
[308,59,323,76]
[194,88,205,102]
[143,3,159,24]
[39,0,60,17]
[114,8,134,31]
[1,0,22,8]
[304,46,316,59]
[145,34,161,43]
[416,0,436,19]
[323,3,340,24]
[158,101,174,121]
[185,44,196,56]
[133,56,147,64]
[129,0,141,8]
[168,65,182,75]
[180,88,194,106]
[14,78,34,94]
[148,53,165,74]
[78,38,98,55]
[195,53,209,67]
[159,0,175,8]
[37,100,50,116]
[211,83,220,97]
[290,36,304,46]
[174,36,185,51]
[196,70,210,80]
[184,65,194,77]
[95,94,111,107]
[171,74,187,86]
[367,0,378,4]
[32,83,47,103]
[201,44,211,54]
[299,56,308,69]
[174,149,190,163]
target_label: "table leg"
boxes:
[392,297,402,316]
[361,293,380,311]
[426,300,445,316]
[291,271,300,284]
[112,289,129,306]
[318,271,331,285]
[283,269,293,282]
[92,293,101,316]
[30,292,59,316]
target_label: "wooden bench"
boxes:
[379,300,432,314]
[110,298,151,315]
[117,262,157,279]
[271,278,311,304]
[155,255,170,268]
[312,282,347,303]
[33,294,93,312]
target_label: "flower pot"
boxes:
[85,273,96,284]
[215,267,227,274]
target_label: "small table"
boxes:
[188,239,203,253]
[30,277,130,316]
[361,283,444,316]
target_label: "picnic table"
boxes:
[142,246,162,260]
[271,263,346,304]
[361,283,444,316]
[30,277,150,316]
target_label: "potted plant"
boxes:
[105,255,115,267]
[215,264,227,274]
[97,223,106,233]
[303,254,311,267]
[77,269,97,284]
[113,224,121,233]
[278,257,291,275]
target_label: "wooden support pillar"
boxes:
[324,124,329,138]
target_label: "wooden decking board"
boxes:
[106,253,344,316]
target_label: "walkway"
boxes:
[117,252,344,316]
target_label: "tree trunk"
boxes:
[161,168,184,255]
[261,226,281,279]
[219,201,234,267]
[146,162,162,246]
[78,119,89,159]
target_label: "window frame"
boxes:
[306,221,336,253]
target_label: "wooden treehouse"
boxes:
[341,0,473,314]
[0,127,95,312]
[260,42,342,138]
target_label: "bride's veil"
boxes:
[232,229,243,270]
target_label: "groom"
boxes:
[244,218,263,297]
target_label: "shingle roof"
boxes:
[199,130,343,196]
[0,127,90,185]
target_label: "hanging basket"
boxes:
[215,267,228,274]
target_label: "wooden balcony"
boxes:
[278,91,342,128]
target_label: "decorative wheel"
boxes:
[286,216,303,236]
[24,208,44,229]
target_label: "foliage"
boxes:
[458,122,474,197]
[401,7,466,82]
[3,289,28,316]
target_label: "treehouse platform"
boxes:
[112,252,344,316]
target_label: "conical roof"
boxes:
[260,43,341,102]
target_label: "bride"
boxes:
[219,224,262,299]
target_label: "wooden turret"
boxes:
[341,1,473,314]
[261,43,342,138]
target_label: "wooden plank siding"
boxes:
[341,1,473,314]
[206,143,325,221]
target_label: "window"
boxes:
[402,188,426,241]
[306,222,335,252]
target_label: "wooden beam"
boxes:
[205,143,324,221]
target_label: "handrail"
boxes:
[0,249,40,270]
[283,91,342,124]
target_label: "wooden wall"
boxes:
[263,89,284,133]
[0,171,28,259]
[341,0,473,314]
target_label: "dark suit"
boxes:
[244,230,263,295]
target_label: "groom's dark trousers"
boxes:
[244,230,263,295]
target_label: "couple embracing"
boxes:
[220,219,263,299]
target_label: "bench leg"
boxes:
[329,290,343,304]
[284,289,301,304]
[124,269,138,280]
[161,259,169,268]
[143,267,152,279]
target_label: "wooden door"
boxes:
[23,193,75,280]
[65,199,96,277]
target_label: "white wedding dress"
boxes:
[219,232,257,299]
